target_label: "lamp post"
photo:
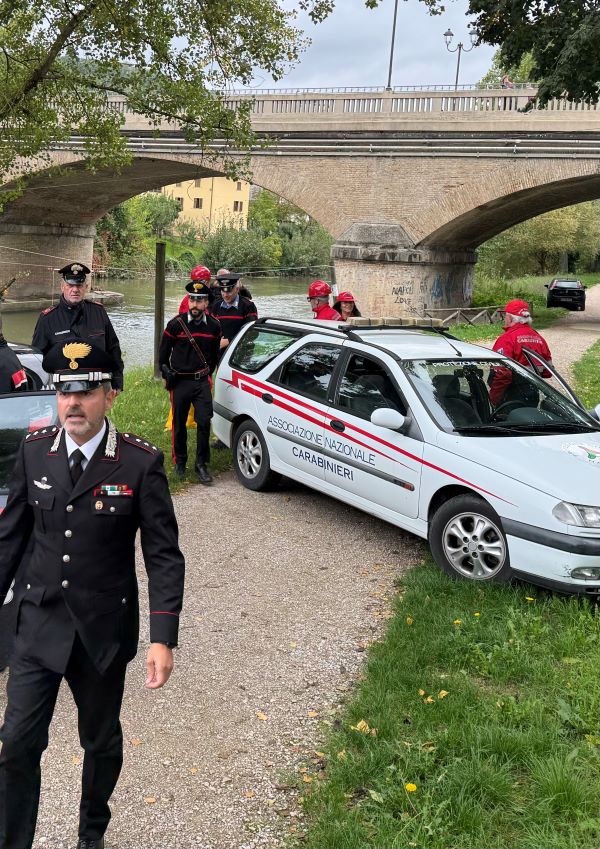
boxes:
[385,0,400,91]
[443,27,475,90]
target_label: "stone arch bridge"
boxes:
[1,85,599,315]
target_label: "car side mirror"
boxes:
[589,404,600,422]
[371,407,406,431]
[544,284,549,289]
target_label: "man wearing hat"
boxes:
[159,280,222,484]
[0,314,27,393]
[32,263,124,392]
[489,299,553,406]
[211,272,258,356]
[0,340,185,849]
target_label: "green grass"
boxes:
[110,365,231,490]
[573,339,600,409]
[297,566,600,849]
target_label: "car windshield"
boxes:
[0,393,58,491]
[553,280,581,288]
[403,358,599,435]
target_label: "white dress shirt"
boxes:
[65,421,107,472]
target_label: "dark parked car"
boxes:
[0,390,58,669]
[545,278,586,311]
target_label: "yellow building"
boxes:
[162,177,250,232]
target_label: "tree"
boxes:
[468,0,600,106]
[129,193,181,238]
[478,51,534,88]
[0,0,441,187]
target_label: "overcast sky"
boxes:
[248,0,496,90]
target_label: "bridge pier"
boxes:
[331,224,477,318]
[0,223,96,299]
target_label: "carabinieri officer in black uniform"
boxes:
[0,340,185,849]
[159,280,221,485]
[32,262,124,392]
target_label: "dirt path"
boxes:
[7,287,600,848]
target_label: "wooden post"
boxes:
[154,241,166,379]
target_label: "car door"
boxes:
[255,340,344,484]
[323,349,424,519]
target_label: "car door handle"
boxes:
[262,393,273,404]
[330,419,345,432]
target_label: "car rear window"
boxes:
[552,280,581,289]
[229,327,298,374]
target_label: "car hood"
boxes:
[437,430,600,503]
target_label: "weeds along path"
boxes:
[20,475,424,848]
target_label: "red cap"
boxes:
[336,291,355,302]
[504,299,530,318]
[190,265,211,282]
[308,280,332,298]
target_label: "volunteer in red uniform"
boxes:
[489,299,553,407]
[307,281,341,321]
[179,266,213,314]
[332,291,361,321]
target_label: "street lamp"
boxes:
[385,0,400,91]
[443,26,475,90]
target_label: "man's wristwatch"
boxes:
[154,640,176,649]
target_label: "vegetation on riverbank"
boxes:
[573,339,600,409]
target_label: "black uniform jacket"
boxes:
[159,313,222,375]
[211,296,258,344]
[0,421,185,674]
[0,340,27,393]
[32,297,125,391]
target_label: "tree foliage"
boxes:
[468,0,600,105]
[478,51,535,88]
[128,193,181,238]
[476,202,600,277]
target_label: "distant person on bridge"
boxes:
[307,281,341,321]
[333,291,361,321]
[488,299,553,407]
[0,315,27,393]
[32,262,124,392]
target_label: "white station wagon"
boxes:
[213,318,600,594]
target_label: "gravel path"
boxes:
[6,287,599,848]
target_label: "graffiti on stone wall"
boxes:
[391,281,415,306]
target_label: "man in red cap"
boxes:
[489,299,553,406]
[307,281,341,321]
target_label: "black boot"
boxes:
[196,465,213,485]
[174,463,186,478]
[76,839,104,849]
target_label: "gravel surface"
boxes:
[6,287,599,848]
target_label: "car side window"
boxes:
[229,327,299,373]
[0,393,58,490]
[336,354,407,420]
[276,343,341,402]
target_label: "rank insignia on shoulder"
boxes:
[25,426,58,442]
[121,433,159,454]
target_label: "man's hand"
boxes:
[219,338,229,350]
[146,643,174,689]
[162,378,167,389]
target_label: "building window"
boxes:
[233,201,243,212]
[195,179,202,188]
[193,198,203,209]
[175,197,184,209]
[237,181,242,191]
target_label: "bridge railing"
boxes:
[109,86,600,123]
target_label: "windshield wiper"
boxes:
[506,422,600,433]
[453,425,525,435]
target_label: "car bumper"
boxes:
[505,518,600,593]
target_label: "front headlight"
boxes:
[553,501,600,528]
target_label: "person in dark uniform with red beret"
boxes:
[0,315,27,393]
[159,280,222,484]
[32,263,124,392]
[0,340,185,849]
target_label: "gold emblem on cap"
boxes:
[62,341,92,370]
[193,282,203,292]
[71,263,83,273]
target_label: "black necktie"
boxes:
[70,449,85,486]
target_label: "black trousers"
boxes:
[171,377,212,468]
[0,636,127,848]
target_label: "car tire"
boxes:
[232,420,281,492]
[429,494,514,584]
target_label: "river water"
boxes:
[3,275,314,368]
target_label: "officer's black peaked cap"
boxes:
[57,262,91,283]
[216,272,241,288]
[185,281,211,296]
[42,338,116,392]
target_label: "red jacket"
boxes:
[313,303,342,321]
[489,323,552,405]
